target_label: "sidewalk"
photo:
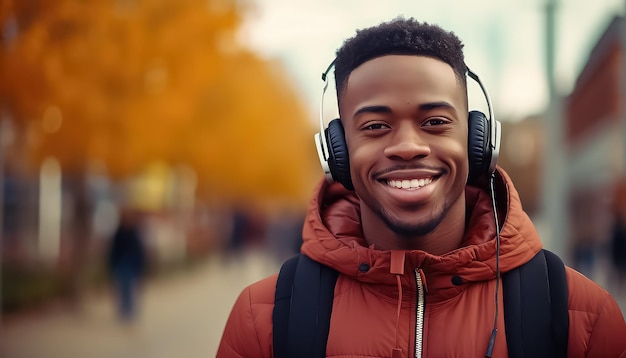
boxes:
[0,249,281,358]
[1,248,625,358]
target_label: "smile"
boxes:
[386,178,433,190]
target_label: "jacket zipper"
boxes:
[414,269,425,358]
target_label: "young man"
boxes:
[217,17,626,357]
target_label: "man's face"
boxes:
[339,55,469,238]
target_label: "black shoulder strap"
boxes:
[503,249,569,358]
[273,254,339,358]
[274,250,569,358]
[273,255,299,358]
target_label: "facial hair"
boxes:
[378,201,451,238]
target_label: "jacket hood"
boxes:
[301,167,543,300]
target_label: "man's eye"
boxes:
[364,123,388,130]
[424,118,449,126]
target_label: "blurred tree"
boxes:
[0,0,318,206]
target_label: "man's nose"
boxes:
[383,125,431,161]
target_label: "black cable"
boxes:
[485,173,501,358]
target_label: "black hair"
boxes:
[334,17,467,101]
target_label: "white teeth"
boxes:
[387,178,433,190]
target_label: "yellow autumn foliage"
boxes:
[0,0,320,205]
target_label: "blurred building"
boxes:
[565,15,626,261]
[498,116,544,217]
[499,15,626,272]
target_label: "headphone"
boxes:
[314,59,502,190]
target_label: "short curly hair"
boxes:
[334,17,467,101]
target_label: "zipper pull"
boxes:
[417,268,428,294]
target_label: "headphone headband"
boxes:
[466,67,500,174]
[315,59,337,182]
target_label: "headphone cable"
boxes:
[485,172,501,358]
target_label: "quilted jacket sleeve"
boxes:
[566,268,626,358]
[216,275,276,358]
[584,293,626,358]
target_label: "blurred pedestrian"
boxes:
[228,207,249,253]
[266,208,304,263]
[107,208,147,324]
[573,236,596,279]
[610,210,626,292]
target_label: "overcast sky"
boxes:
[238,0,625,123]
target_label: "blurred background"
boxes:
[0,0,625,357]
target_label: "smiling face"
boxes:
[339,55,469,252]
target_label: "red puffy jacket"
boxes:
[217,168,626,357]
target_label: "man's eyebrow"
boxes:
[353,105,391,117]
[354,102,455,117]
[418,101,455,111]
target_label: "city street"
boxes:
[0,249,281,358]
[1,248,625,358]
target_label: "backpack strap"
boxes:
[543,249,569,355]
[273,254,338,358]
[274,250,569,358]
[503,249,569,358]
[273,255,299,358]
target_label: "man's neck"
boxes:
[360,200,466,255]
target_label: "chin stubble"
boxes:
[379,202,449,238]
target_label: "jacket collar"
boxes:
[301,167,543,298]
